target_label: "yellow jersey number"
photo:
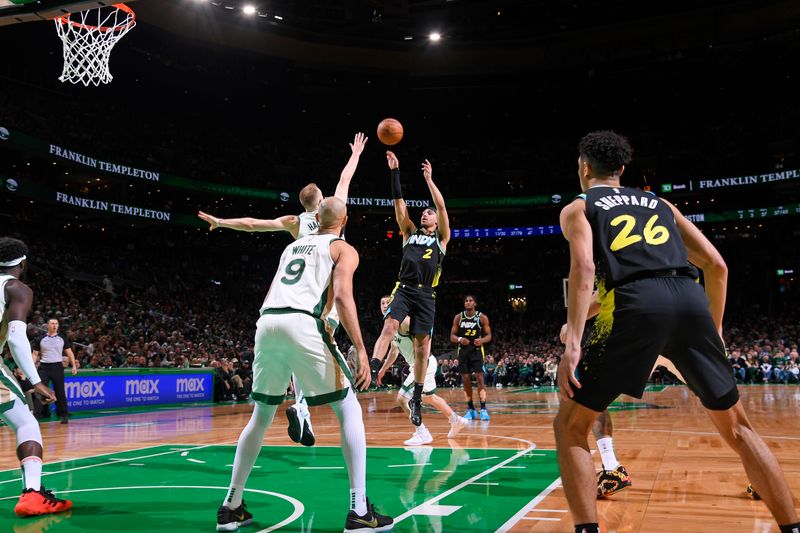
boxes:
[609,214,670,252]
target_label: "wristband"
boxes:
[390,169,403,199]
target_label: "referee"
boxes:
[31,318,77,423]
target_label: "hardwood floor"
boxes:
[1,384,798,531]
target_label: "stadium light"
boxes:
[429,32,441,42]
[243,5,256,15]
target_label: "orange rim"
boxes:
[55,3,135,33]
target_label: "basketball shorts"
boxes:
[399,355,438,399]
[457,346,485,374]
[385,283,436,336]
[252,310,353,406]
[325,304,340,333]
[571,276,738,412]
[0,362,25,410]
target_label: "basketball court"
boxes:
[1,1,799,532]
[2,386,798,532]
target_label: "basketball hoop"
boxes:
[54,3,136,86]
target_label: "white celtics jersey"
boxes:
[0,274,14,354]
[297,209,341,327]
[297,210,320,239]
[260,233,341,318]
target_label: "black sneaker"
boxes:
[746,483,761,500]
[408,398,422,427]
[596,465,632,498]
[216,501,253,531]
[343,499,394,532]
[286,405,315,447]
[60,416,69,425]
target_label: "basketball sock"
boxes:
[596,437,620,471]
[449,412,460,423]
[350,488,367,516]
[480,401,486,410]
[467,400,475,410]
[413,383,423,401]
[331,390,367,515]
[575,524,599,533]
[20,457,42,491]
[780,523,800,533]
[223,402,277,508]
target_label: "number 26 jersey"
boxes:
[580,185,688,290]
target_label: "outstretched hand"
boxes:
[197,211,220,231]
[421,159,432,181]
[386,151,399,170]
[350,132,368,156]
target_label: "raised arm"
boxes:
[334,132,368,203]
[387,151,416,237]
[422,159,450,248]
[331,240,370,390]
[198,212,300,239]
[663,199,728,334]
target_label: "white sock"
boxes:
[418,423,427,433]
[20,457,42,491]
[223,402,277,508]
[350,488,367,515]
[449,412,460,423]
[596,437,620,471]
[331,390,368,515]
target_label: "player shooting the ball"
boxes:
[370,151,450,428]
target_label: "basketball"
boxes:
[377,118,403,145]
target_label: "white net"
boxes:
[54,4,136,86]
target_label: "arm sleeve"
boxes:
[6,320,41,385]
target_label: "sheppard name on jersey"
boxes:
[594,194,658,211]
[407,234,436,246]
[291,244,317,255]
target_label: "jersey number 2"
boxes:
[609,214,670,251]
[280,258,306,285]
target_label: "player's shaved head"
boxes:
[318,197,347,227]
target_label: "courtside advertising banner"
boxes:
[63,371,213,411]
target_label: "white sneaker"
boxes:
[404,427,433,446]
[447,416,469,438]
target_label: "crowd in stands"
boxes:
[2,211,798,406]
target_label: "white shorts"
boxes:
[252,311,352,406]
[399,355,438,399]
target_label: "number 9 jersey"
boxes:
[260,233,343,318]
[580,186,688,291]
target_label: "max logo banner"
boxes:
[65,381,105,399]
[125,379,160,395]
[176,378,205,392]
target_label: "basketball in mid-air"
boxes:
[377,118,403,145]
